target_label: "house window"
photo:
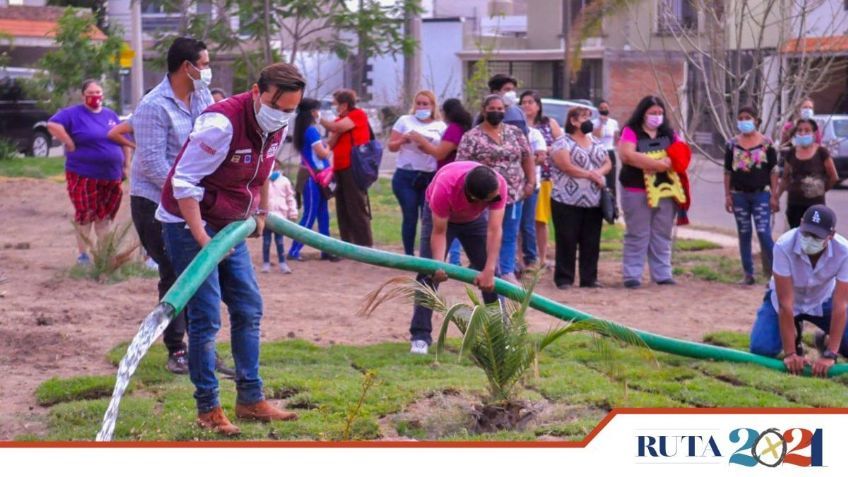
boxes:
[657,0,697,33]
[8,0,24,5]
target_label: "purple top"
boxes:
[439,122,465,169]
[50,104,123,180]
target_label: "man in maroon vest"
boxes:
[157,63,305,435]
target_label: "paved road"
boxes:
[687,156,848,235]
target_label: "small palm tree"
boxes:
[362,272,649,431]
[76,221,140,282]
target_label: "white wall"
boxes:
[370,18,465,106]
[289,50,346,101]
[800,0,848,37]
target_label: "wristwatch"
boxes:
[822,350,839,362]
[255,208,268,216]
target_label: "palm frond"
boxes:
[358,276,447,317]
[435,303,471,358]
[458,303,490,361]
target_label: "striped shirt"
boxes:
[129,76,213,203]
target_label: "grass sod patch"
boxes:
[0,156,64,178]
[36,376,118,406]
[35,332,838,442]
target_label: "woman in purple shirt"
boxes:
[48,79,128,265]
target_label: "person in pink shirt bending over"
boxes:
[408,161,507,354]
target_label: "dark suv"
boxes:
[0,72,56,157]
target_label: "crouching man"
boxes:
[157,63,305,434]
[750,205,848,377]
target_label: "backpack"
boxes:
[349,123,383,191]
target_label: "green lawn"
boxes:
[23,332,848,442]
[0,156,64,178]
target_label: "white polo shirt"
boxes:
[769,229,848,316]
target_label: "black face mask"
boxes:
[485,111,505,126]
[580,120,594,135]
[599,109,609,116]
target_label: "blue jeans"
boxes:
[448,238,462,265]
[750,291,848,357]
[499,200,523,275]
[262,229,285,264]
[392,168,434,256]
[289,177,330,258]
[520,189,539,265]
[163,222,265,413]
[731,191,774,276]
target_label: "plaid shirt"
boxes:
[129,76,213,203]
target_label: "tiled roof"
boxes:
[0,6,107,41]
[782,35,848,54]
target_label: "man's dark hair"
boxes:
[258,62,306,103]
[487,74,517,93]
[465,165,499,200]
[167,37,208,74]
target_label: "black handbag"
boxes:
[600,187,617,224]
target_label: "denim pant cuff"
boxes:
[236,389,265,406]
[196,396,221,414]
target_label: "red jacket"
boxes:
[160,92,285,230]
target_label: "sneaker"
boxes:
[77,253,91,266]
[215,352,236,379]
[580,281,604,288]
[166,350,189,374]
[197,407,240,436]
[278,262,292,274]
[623,279,641,289]
[235,400,298,422]
[738,275,755,286]
[260,263,271,273]
[555,282,572,290]
[144,257,159,271]
[320,254,341,262]
[410,340,429,355]
[656,278,677,286]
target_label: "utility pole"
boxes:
[130,0,144,108]
[263,0,272,65]
[403,1,422,109]
[561,0,571,99]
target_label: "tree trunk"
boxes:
[403,1,422,109]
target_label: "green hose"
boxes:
[157,213,847,377]
[160,219,256,315]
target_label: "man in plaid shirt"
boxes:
[129,37,213,375]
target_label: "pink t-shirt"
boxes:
[426,161,507,223]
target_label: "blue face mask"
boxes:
[269,171,281,181]
[794,134,814,147]
[414,109,432,121]
[737,119,755,134]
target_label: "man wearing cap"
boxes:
[749,205,848,377]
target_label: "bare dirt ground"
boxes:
[0,177,763,440]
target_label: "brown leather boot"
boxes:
[197,407,241,436]
[235,400,298,422]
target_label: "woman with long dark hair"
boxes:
[287,97,335,261]
[519,90,564,270]
[617,95,683,288]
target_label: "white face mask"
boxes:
[189,63,212,90]
[800,107,814,120]
[255,101,293,133]
[502,90,517,107]
[800,234,827,255]
[414,109,431,121]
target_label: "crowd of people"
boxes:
[44,35,848,435]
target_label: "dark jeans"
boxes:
[262,229,285,264]
[335,167,373,247]
[130,196,186,354]
[410,203,498,344]
[162,222,265,413]
[731,191,774,276]
[519,188,539,265]
[551,200,603,287]
[786,200,824,229]
[392,168,434,255]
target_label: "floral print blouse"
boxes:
[456,124,531,204]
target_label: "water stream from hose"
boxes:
[95,303,175,441]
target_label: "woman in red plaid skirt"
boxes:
[47,80,130,265]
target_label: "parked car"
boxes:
[814,114,848,185]
[0,68,58,157]
[541,98,599,127]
